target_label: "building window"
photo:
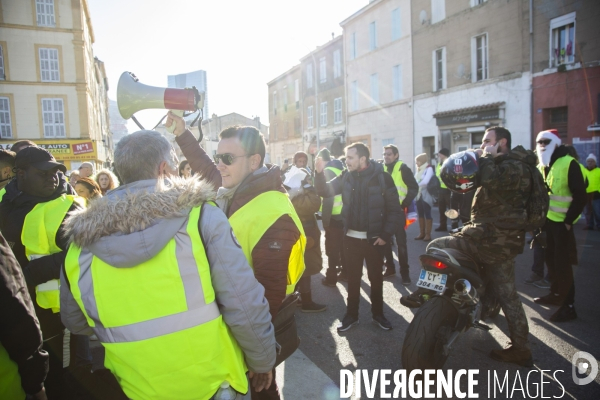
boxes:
[306,64,313,88]
[546,107,568,138]
[320,102,327,127]
[432,47,446,91]
[550,12,576,67]
[294,79,299,109]
[319,57,326,83]
[370,73,379,105]
[431,0,446,24]
[392,64,402,100]
[0,97,13,138]
[307,105,314,128]
[333,50,341,78]
[272,91,277,115]
[39,48,59,82]
[36,0,56,27]
[334,98,342,124]
[350,33,357,60]
[41,98,66,138]
[391,8,401,40]
[382,138,395,147]
[0,45,5,80]
[470,0,487,6]
[283,87,288,112]
[351,80,358,111]
[369,22,377,51]
[472,34,488,82]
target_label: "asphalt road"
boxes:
[89,207,600,399]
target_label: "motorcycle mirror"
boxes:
[445,209,459,220]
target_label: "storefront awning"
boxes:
[434,102,505,126]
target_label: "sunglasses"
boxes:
[213,153,248,166]
[536,139,552,145]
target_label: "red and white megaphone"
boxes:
[117,72,205,132]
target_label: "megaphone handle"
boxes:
[166,110,185,133]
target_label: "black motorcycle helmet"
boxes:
[440,150,480,194]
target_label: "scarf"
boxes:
[215,166,268,212]
[415,162,429,182]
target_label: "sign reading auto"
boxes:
[0,140,96,161]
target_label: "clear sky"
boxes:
[88,0,368,130]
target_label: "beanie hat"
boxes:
[415,153,429,165]
[438,148,450,157]
[587,153,597,163]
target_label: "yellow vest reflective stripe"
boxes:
[320,166,343,215]
[586,167,600,193]
[390,161,409,203]
[436,163,448,189]
[539,156,580,223]
[22,195,84,313]
[0,187,5,202]
[229,191,306,295]
[64,205,247,399]
[0,343,26,400]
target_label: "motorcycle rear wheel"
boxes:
[401,296,459,371]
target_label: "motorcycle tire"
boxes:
[401,296,459,371]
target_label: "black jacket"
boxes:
[0,232,49,395]
[0,176,80,339]
[385,160,419,208]
[315,160,401,242]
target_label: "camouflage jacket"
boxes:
[460,146,537,256]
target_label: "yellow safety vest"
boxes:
[390,161,409,203]
[539,155,580,223]
[229,191,306,294]
[0,343,25,400]
[0,187,5,202]
[64,205,247,400]
[586,167,600,194]
[320,166,343,215]
[22,194,84,313]
[436,163,448,189]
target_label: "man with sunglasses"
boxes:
[169,112,305,400]
[533,129,586,323]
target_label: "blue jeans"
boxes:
[416,199,432,220]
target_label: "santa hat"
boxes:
[536,129,562,146]
[587,153,597,163]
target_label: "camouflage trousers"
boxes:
[428,235,530,350]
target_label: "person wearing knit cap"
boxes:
[584,153,600,230]
[533,129,587,323]
[413,153,435,241]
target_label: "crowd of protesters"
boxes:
[1,118,598,399]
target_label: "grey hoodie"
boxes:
[60,177,276,373]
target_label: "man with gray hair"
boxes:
[77,162,94,178]
[60,130,276,399]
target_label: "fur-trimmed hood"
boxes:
[64,177,215,267]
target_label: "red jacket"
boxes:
[176,131,300,318]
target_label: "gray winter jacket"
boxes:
[60,177,276,373]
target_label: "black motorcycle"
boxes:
[401,210,501,371]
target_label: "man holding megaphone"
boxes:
[168,112,306,400]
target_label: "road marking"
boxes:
[277,349,341,399]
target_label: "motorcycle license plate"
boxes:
[416,269,447,292]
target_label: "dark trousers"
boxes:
[531,239,547,279]
[438,188,451,227]
[545,220,576,305]
[251,367,280,400]
[384,210,409,276]
[324,220,345,281]
[344,236,385,318]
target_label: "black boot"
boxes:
[301,291,327,313]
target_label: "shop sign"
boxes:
[0,140,97,161]
[436,109,500,126]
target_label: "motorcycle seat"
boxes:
[432,247,480,272]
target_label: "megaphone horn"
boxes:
[117,71,201,120]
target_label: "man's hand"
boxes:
[315,157,325,173]
[483,143,500,158]
[373,237,386,246]
[165,111,187,136]
[248,370,273,392]
[564,223,571,231]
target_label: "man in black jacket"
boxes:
[0,147,89,399]
[382,144,419,283]
[0,232,48,399]
[315,143,401,332]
